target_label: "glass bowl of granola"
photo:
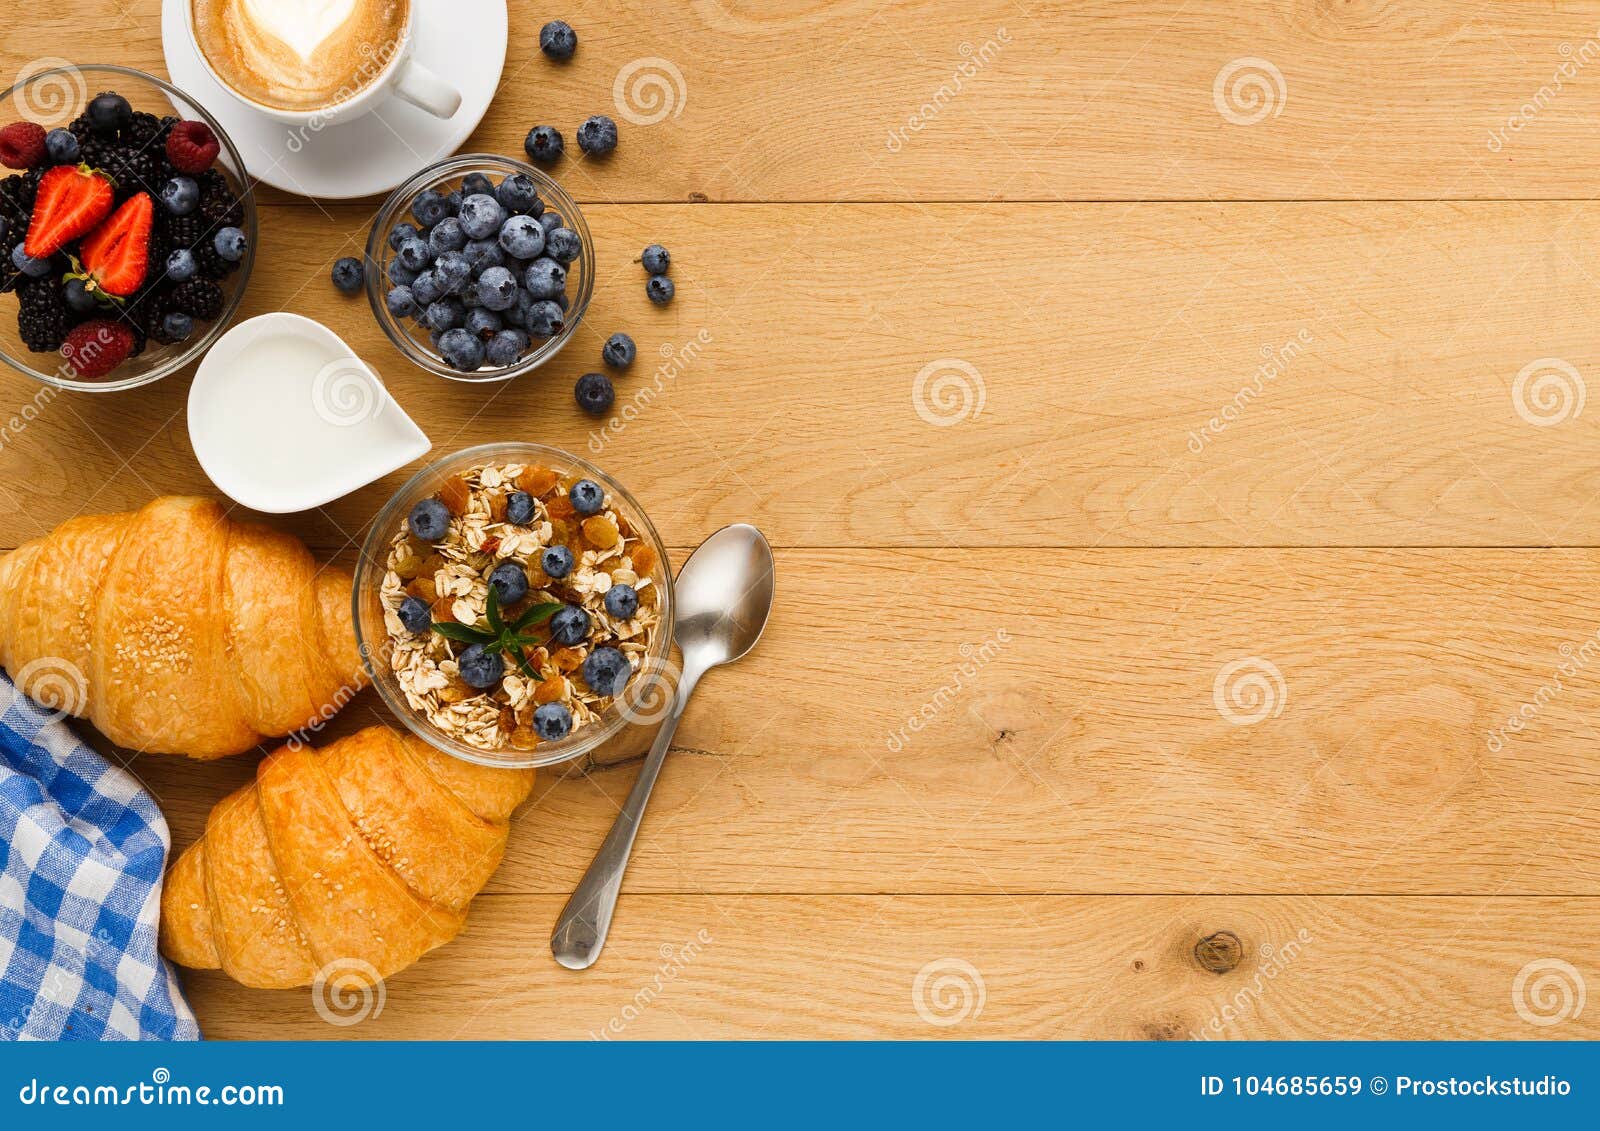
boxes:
[354,442,674,768]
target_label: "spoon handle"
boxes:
[550,668,698,969]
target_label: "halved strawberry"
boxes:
[76,192,153,297]
[24,164,115,258]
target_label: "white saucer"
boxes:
[160,0,507,199]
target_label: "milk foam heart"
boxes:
[240,0,357,61]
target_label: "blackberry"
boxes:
[141,290,183,344]
[68,113,95,146]
[199,176,244,229]
[17,279,68,352]
[83,140,161,198]
[0,171,41,228]
[171,279,223,321]
[163,212,204,251]
[128,111,163,146]
[194,239,238,280]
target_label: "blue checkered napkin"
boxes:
[0,672,198,1041]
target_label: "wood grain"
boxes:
[182,895,1600,1039]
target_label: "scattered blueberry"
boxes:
[458,194,506,240]
[438,327,486,371]
[539,212,563,233]
[159,176,198,216]
[43,128,78,164]
[486,329,529,367]
[387,259,419,287]
[541,544,575,578]
[412,189,450,227]
[550,604,591,646]
[488,561,529,604]
[63,278,96,314]
[388,222,420,251]
[544,226,581,264]
[461,237,505,273]
[87,92,132,134]
[640,244,670,274]
[396,236,432,272]
[161,312,194,342]
[582,645,631,696]
[476,265,519,311]
[410,269,444,305]
[540,20,578,60]
[428,216,466,255]
[506,491,537,525]
[458,643,505,690]
[524,125,564,164]
[465,307,503,337]
[570,478,604,515]
[603,584,639,621]
[385,285,418,317]
[574,372,614,415]
[409,497,451,541]
[646,274,675,304]
[602,332,636,369]
[425,297,465,331]
[495,173,541,215]
[462,171,495,198]
[10,244,49,278]
[576,115,618,156]
[522,257,566,299]
[498,214,544,259]
[397,595,432,633]
[165,248,197,283]
[533,701,573,740]
[523,299,565,337]
[331,256,364,294]
[213,227,247,262]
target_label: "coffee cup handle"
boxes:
[391,59,461,119]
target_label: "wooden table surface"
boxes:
[5,0,1600,1039]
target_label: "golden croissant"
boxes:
[161,726,534,988]
[0,496,362,759]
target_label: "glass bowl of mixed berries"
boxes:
[365,155,593,382]
[0,63,254,392]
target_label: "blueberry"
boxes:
[522,257,566,298]
[523,299,565,337]
[10,244,49,278]
[432,250,471,290]
[640,244,670,274]
[464,307,503,337]
[438,327,486,371]
[213,227,247,262]
[331,256,364,293]
[539,212,563,233]
[533,701,573,740]
[602,332,636,369]
[582,646,631,696]
[556,292,570,311]
[505,491,537,526]
[409,497,451,541]
[44,128,78,164]
[461,238,504,273]
[410,269,444,304]
[577,115,618,156]
[161,312,194,342]
[462,171,495,198]
[604,584,639,620]
[63,278,96,314]
[160,176,198,216]
[544,227,581,264]
[412,189,450,227]
[540,20,578,60]
[424,297,465,331]
[385,285,418,317]
[444,190,463,215]
[541,544,574,578]
[388,222,420,251]
[428,216,466,256]
[474,265,517,311]
[87,92,132,134]
[397,595,432,633]
[550,604,591,646]
[387,259,419,287]
[458,643,505,690]
[488,561,529,604]
[570,479,604,515]
[458,194,505,240]
[165,248,197,283]
[495,173,541,214]
[498,214,544,259]
[574,372,614,415]
[396,236,432,272]
[646,274,675,304]
[486,329,529,367]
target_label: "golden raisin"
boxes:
[509,726,541,750]
[582,515,619,549]
[438,678,470,704]
[439,475,471,515]
[546,494,576,520]
[497,706,517,733]
[629,544,658,576]
[405,577,438,603]
[516,466,560,496]
[392,547,422,579]
[552,647,584,672]
[534,675,568,704]
[430,596,456,623]
[488,492,508,522]
[417,552,446,578]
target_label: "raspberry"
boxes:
[165,120,219,174]
[60,318,134,378]
[0,122,46,170]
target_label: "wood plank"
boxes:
[23,2,1600,202]
[180,894,1600,1039]
[8,201,1600,548]
[128,547,1600,897]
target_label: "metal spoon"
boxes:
[551,523,776,970]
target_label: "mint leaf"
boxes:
[512,602,562,631]
[431,621,496,645]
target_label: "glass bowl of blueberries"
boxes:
[0,63,255,392]
[365,155,594,382]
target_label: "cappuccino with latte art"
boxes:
[190,0,410,112]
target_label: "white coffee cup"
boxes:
[184,1,461,126]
